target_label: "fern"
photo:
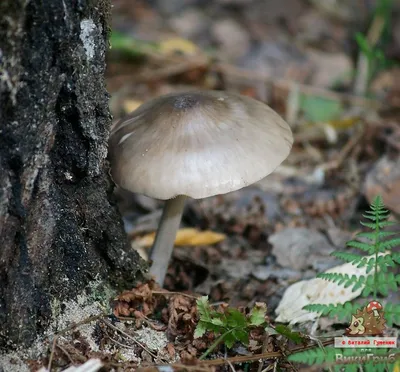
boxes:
[316,273,365,291]
[303,302,360,321]
[304,195,400,324]
[382,303,400,327]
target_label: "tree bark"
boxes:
[0,0,144,348]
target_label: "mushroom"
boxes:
[108,90,293,286]
[366,300,383,318]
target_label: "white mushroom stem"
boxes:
[149,195,188,286]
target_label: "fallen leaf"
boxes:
[136,228,226,248]
[275,259,375,324]
[123,99,143,114]
[301,94,343,123]
[159,38,199,56]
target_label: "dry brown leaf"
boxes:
[113,281,164,318]
[136,228,226,248]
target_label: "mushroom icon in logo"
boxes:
[366,300,383,318]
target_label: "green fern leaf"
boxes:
[360,220,377,229]
[303,302,356,321]
[360,219,395,229]
[331,252,363,264]
[392,252,400,263]
[346,240,374,252]
[382,302,400,326]
[370,195,385,208]
[362,272,400,297]
[362,211,390,221]
[357,231,397,240]
[380,237,400,250]
[317,273,365,291]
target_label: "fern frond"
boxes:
[393,252,400,264]
[346,240,374,252]
[331,252,364,264]
[376,255,398,270]
[317,273,365,291]
[302,194,399,330]
[357,231,397,240]
[382,302,400,326]
[360,220,396,229]
[370,195,386,210]
[380,237,400,250]
[362,211,390,221]
[362,272,400,297]
[303,302,357,321]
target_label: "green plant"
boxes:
[304,195,400,326]
[355,0,398,90]
[294,196,400,371]
[194,296,268,358]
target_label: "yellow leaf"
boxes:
[159,38,199,56]
[123,99,143,114]
[327,116,361,130]
[135,228,226,248]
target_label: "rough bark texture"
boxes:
[0,0,144,348]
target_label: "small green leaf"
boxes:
[232,329,249,345]
[275,324,304,344]
[210,317,225,326]
[248,303,267,326]
[194,323,207,338]
[300,95,343,123]
[196,296,211,319]
[226,309,247,328]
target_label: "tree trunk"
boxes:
[0,0,144,349]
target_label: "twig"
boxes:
[257,335,270,372]
[47,335,58,371]
[227,359,237,372]
[199,339,334,366]
[56,343,76,365]
[106,333,136,350]
[55,313,107,337]
[101,319,169,364]
[45,313,107,371]
[152,290,200,299]
[211,63,383,109]
[117,315,168,331]
[167,364,213,372]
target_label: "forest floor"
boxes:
[2,0,400,371]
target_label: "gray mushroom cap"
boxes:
[109,90,293,200]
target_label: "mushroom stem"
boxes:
[149,195,188,286]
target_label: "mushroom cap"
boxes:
[109,90,293,200]
[367,301,382,311]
